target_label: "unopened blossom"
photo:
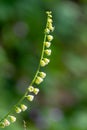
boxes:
[48,18,53,23]
[44,58,50,64]
[44,49,51,56]
[35,76,43,85]
[45,42,51,48]
[45,28,50,34]
[9,115,16,123]
[15,107,22,113]
[40,60,46,67]
[46,11,52,17]
[49,25,54,32]
[0,122,5,128]
[39,72,46,78]
[28,86,34,92]
[4,119,10,126]
[26,95,34,101]
[47,35,53,41]
[21,104,27,111]
[33,88,40,95]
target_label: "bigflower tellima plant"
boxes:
[0,11,54,128]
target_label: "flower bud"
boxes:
[28,86,34,92]
[49,14,52,18]
[46,11,52,18]
[33,88,39,95]
[47,35,53,41]
[44,58,50,64]
[15,107,22,113]
[21,104,27,111]
[9,115,16,123]
[44,49,51,56]
[48,18,53,23]
[46,11,52,15]
[26,95,34,101]
[39,72,46,78]
[40,60,46,67]
[45,28,50,34]
[4,119,10,126]
[35,76,43,84]
[0,122,5,128]
[49,25,54,32]
[45,42,51,48]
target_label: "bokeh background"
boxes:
[0,0,87,130]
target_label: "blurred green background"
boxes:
[0,0,87,130]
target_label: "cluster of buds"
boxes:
[0,11,54,128]
[26,72,46,102]
[0,104,27,128]
[28,86,40,95]
[24,11,54,115]
[25,11,54,109]
[40,11,54,67]
[15,104,27,113]
[35,71,46,85]
[0,115,16,128]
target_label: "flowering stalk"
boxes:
[0,11,54,128]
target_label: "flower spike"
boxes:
[0,11,54,128]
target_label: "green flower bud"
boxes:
[33,88,40,95]
[15,107,22,113]
[44,49,51,56]
[40,60,46,67]
[47,35,53,41]
[21,104,27,111]
[4,119,10,126]
[26,95,34,101]
[45,28,50,34]
[0,122,5,128]
[9,115,16,123]
[28,86,34,92]
[45,42,51,48]
[44,58,50,64]
[39,72,46,78]
[35,76,43,85]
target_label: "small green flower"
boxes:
[45,42,51,48]
[0,122,5,128]
[47,35,53,41]
[9,115,16,123]
[44,58,50,64]
[21,104,27,111]
[15,107,22,113]
[4,119,10,126]
[45,28,50,34]
[33,88,39,95]
[28,86,34,92]
[39,72,46,78]
[35,76,43,84]
[48,18,53,23]
[46,11,52,16]
[44,49,51,56]
[40,60,46,67]
[26,95,34,101]
[49,25,54,32]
